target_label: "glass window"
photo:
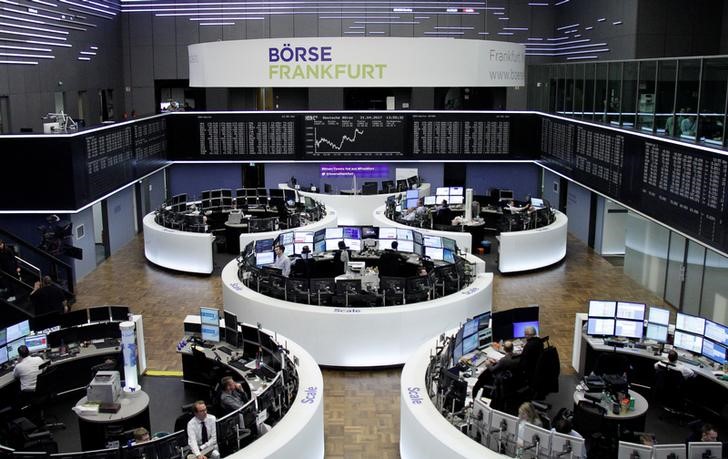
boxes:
[621,62,638,128]
[549,65,559,113]
[698,58,728,147]
[675,59,700,141]
[636,61,657,133]
[682,241,706,316]
[656,60,677,136]
[564,65,574,115]
[584,63,595,120]
[555,65,566,113]
[701,248,728,324]
[606,62,622,125]
[624,213,669,298]
[574,64,585,118]
[594,63,608,122]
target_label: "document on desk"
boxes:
[483,347,504,361]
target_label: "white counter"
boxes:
[142,213,215,274]
[285,183,431,226]
[239,208,338,253]
[498,210,568,273]
[400,332,506,459]
[231,329,324,459]
[222,259,492,367]
[372,205,474,255]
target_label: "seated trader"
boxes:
[272,245,291,278]
[654,349,695,379]
[292,245,314,278]
[132,427,151,444]
[219,376,250,413]
[378,241,404,277]
[472,341,519,399]
[187,401,219,459]
[701,423,718,442]
[403,198,427,222]
[30,275,68,315]
[434,200,453,225]
[14,345,44,396]
[519,326,543,389]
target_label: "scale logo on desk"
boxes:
[230,282,244,291]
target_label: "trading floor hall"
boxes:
[72,232,666,459]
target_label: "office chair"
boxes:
[173,406,195,433]
[0,407,56,453]
[654,365,693,424]
[594,352,631,381]
[573,401,610,458]
[29,366,65,431]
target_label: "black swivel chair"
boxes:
[0,407,56,454]
[653,364,692,424]
[173,406,195,433]
[573,401,610,458]
[29,366,64,431]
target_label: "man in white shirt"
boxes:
[654,349,695,379]
[272,245,291,278]
[187,401,219,459]
[13,345,44,393]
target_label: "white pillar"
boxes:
[120,321,140,391]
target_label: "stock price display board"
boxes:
[134,117,167,177]
[411,113,511,157]
[302,113,405,158]
[196,114,296,158]
[540,116,728,253]
[84,125,134,198]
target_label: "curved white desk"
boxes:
[143,213,216,274]
[401,333,506,459]
[372,205,474,255]
[222,260,493,367]
[497,210,568,273]
[239,209,338,253]
[284,183,431,226]
[231,329,324,459]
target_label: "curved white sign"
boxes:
[189,37,525,88]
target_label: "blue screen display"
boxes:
[201,324,220,343]
[200,307,219,325]
[513,321,539,338]
[343,227,361,239]
[462,333,479,355]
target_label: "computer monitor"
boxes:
[463,318,479,337]
[423,196,437,206]
[704,320,728,346]
[89,306,111,323]
[278,232,294,246]
[425,247,443,260]
[25,334,48,353]
[462,333,479,355]
[513,321,539,338]
[0,346,7,365]
[614,319,644,340]
[405,198,419,209]
[407,176,418,188]
[6,338,24,360]
[325,239,340,251]
[442,248,455,263]
[616,302,645,321]
[200,307,219,326]
[436,187,449,196]
[451,341,463,362]
[344,239,361,251]
[423,236,442,248]
[498,189,514,201]
[448,186,463,196]
[521,422,552,458]
[201,323,220,343]
[325,227,343,239]
[378,227,397,239]
[0,329,6,347]
[294,232,314,244]
[587,318,615,336]
[313,240,326,253]
[6,320,31,342]
[61,310,88,328]
[648,306,670,326]
[381,180,394,193]
[652,444,686,459]
[335,279,361,295]
[255,239,274,253]
[201,190,212,200]
[487,410,519,455]
[149,431,187,459]
[701,339,727,365]
[673,330,703,354]
[269,188,284,198]
[343,227,361,240]
[396,240,414,253]
[645,323,668,342]
[449,195,464,205]
[405,189,418,200]
[256,251,274,265]
[550,431,585,459]
[676,313,706,335]
[588,300,616,318]
[618,441,652,459]
[530,197,545,207]
[687,442,721,459]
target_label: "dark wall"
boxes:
[465,163,540,200]
[167,163,243,199]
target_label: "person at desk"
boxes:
[654,349,695,379]
[292,245,314,278]
[132,427,151,444]
[403,198,427,222]
[434,200,453,225]
[14,345,44,394]
[30,275,68,315]
[471,341,519,399]
[701,423,718,442]
[272,245,291,278]
[187,401,219,459]
[334,241,350,275]
[520,326,543,389]
[378,241,404,277]
[219,376,250,413]
[504,200,532,214]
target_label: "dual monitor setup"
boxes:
[586,300,728,366]
[616,440,722,459]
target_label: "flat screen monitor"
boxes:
[6,320,31,342]
[487,410,519,453]
[223,310,237,330]
[513,321,539,338]
[436,187,449,196]
[617,441,653,459]
[463,318,479,337]
[687,442,721,459]
[645,323,668,342]
[278,232,294,245]
[448,195,463,205]
[379,227,397,239]
[443,248,455,263]
[616,302,645,321]
[25,334,48,353]
[449,187,463,196]
[256,251,274,265]
[200,323,220,343]
[648,306,670,326]
[313,229,326,243]
[452,341,463,362]
[61,310,88,328]
[704,320,728,346]
[325,239,340,251]
[0,329,6,347]
[701,339,727,365]
[269,188,284,198]
[0,346,7,365]
[200,307,219,326]
[224,326,239,348]
[201,190,212,200]
[89,306,110,322]
[280,244,294,256]
[614,319,644,340]
[344,239,361,251]
[521,422,552,456]
[530,197,545,207]
[340,227,360,240]
[551,431,586,459]
[406,198,419,209]
[381,180,394,192]
[246,197,258,206]
[498,189,514,200]
[294,243,311,254]
[462,333,479,355]
[314,240,326,253]
[587,318,615,336]
[294,232,314,243]
[652,444,686,459]
[425,247,443,260]
[423,235,442,248]
[110,306,130,321]
[255,239,274,253]
[676,313,705,335]
[588,300,616,318]
[361,227,378,238]
[442,238,456,252]
[325,228,343,239]
[396,229,413,240]
[396,240,414,253]
[406,189,419,199]
[673,330,703,354]
[7,338,24,360]
[424,196,437,206]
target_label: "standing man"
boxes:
[30,276,68,315]
[519,326,543,390]
[187,401,218,459]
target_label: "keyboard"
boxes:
[51,353,75,362]
[0,367,12,377]
[94,340,120,349]
[229,359,248,371]
[678,356,701,366]
[218,346,233,355]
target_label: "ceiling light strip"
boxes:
[0,58,37,63]
[0,27,65,39]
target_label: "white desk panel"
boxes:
[498,210,568,273]
[222,260,492,367]
[142,213,215,274]
[239,208,338,254]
